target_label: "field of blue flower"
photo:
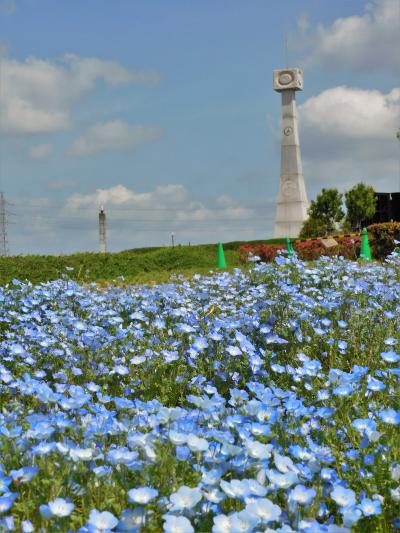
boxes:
[0,253,399,532]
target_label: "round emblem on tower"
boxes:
[278,71,294,85]
[284,126,293,136]
[282,179,298,198]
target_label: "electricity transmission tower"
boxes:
[0,191,10,256]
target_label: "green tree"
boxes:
[344,182,377,231]
[299,217,329,239]
[300,188,344,238]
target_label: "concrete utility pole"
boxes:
[0,192,9,256]
[273,68,308,238]
[99,206,106,253]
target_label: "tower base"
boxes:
[274,199,308,238]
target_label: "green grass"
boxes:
[0,239,285,285]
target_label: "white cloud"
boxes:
[64,185,255,220]
[65,184,154,209]
[63,184,257,241]
[299,86,399,142]
[215,194,239,208]
[29,143,52,159]
[298,86,400,191]
[303,0,400,73]
[10,184,274,254]
[68,120,163,156]
[0,53,161,135]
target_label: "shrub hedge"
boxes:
[240,236,362,263]
[367,222,400,259]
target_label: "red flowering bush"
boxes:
[367,222,400,259]
[240,236,361,263]
[239,244,285,263]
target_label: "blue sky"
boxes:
[0,0,399,254]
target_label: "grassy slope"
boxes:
[0,239,285,285]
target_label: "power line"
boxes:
[8,198,276,252]
[12,226,269,234]
[12,214,274,223]
[9,200,276,211]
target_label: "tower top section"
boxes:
[273,68,303,92]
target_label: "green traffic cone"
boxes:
[360,227,372,261]
[217,242,227,269]
[286,237,294,257]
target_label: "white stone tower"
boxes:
[99,206,106,253]
[0,192,9,256]
[273,68,308,238]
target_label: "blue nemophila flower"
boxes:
[332,383,355,396]
[48,497,75,517]
[118,508,146,531]
[186,434,209,453]
[341,505,362,527]
[379,408,400,424]
[21,520,34,532]
[169,486,202,511]
[39,504,53,519]
[380,350,400,363]
[112,365,129,376]
[317,389,330,401]
[107,447,138,465]
[245,440,273,460]
[192,337,209,352]
[274,453,299,474]
[0,475,11,493]
[320,468,337,483]
[0,515,14,531]
[226,345,242,356]
[245,497,281,523]
[70,447,95,462]
[169,430,187,445]
[220,479,251,499]
[364,454,375,465]
[88,509,119,531]
[390,463,400,481]
[203,487,225,504]
[163,514,194,533]
[358,497,382,516]
[212,514,231,533]
[266,469,298,489]
[330,484,357,509]
[9,466,38,484]
[128,486,158,505]
[32,441,57,456]
[366,376,386,391]
[0,493,17,513]
[390,486,400,501]
[351,418,378,437]
[229,510,259,533]
[346,449,360,460]
[289,484,316,505]
[245,479,268,497]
